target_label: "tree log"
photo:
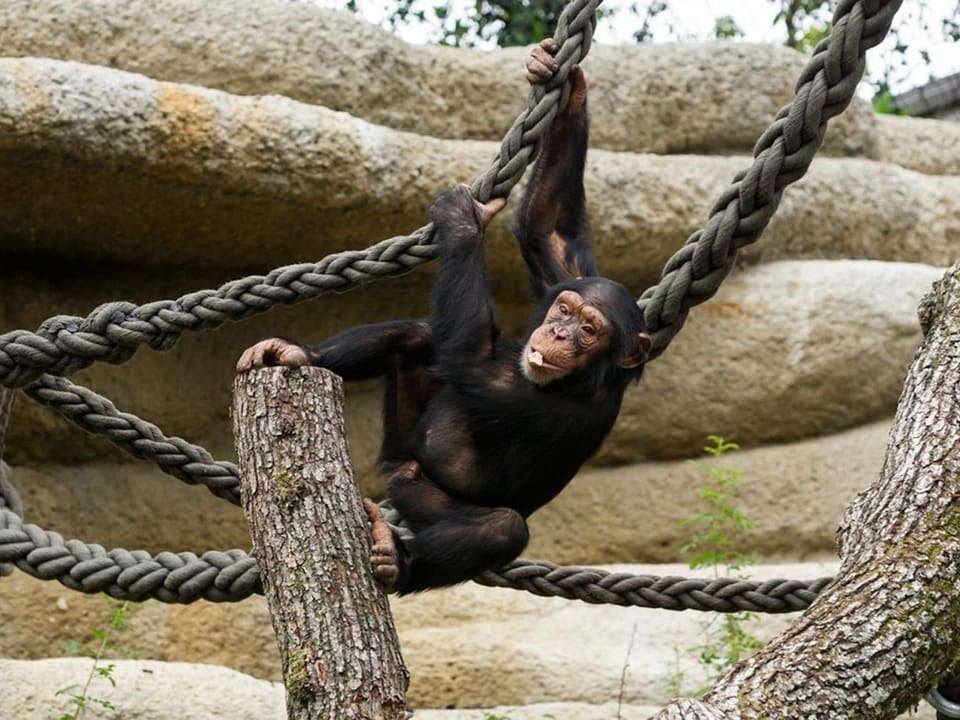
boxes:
[232,366,409,719]
[655,261,960,720]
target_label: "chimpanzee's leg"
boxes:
[380,462,530,593]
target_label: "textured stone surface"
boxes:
[528,420,892,563]
[0,658,285,720]
[873,113,960,175]
[0,655,934,719]
[0,58,957,281]
[0,0,876,157]
[0,562,939,717]
[601,259,942,462]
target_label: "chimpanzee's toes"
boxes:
[370,543,400,593]
[363,498,401,593]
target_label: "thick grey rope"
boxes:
[639,0,903,358]
[25,374,242,504]
[0,507,259,602]
[0,0,901,605]
[0,505,829,611]
[0,0,598,391]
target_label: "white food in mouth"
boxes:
[528,350,544,367]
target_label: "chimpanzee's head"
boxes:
[520,277,651,388]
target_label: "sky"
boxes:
[318,0,960,96]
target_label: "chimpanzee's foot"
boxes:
[363,498,400,593]
[429,184,505,236]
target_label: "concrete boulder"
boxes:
[602,259,942,462]
[1,58,957,282]
[0,0,875,158]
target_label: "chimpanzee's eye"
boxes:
[558,304,570,315]
[581,324,595,336]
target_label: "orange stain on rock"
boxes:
[155,83,218,174]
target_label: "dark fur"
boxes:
[293,74,648,592]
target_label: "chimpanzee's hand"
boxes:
[526,38,586,116]
[236,337,310,372]
[526,38,559,84]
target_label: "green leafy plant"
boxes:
[57,596,134,720]
[680,436,764,691]
[680,436,753,574]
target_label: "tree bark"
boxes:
[233,366,409,720]
[655,261,960,720]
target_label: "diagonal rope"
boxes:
[25,375,242,504]
[638,0,903,357]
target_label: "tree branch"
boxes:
[233,366,409,719]
[655,261,960,719]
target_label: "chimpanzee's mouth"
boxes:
[526,348,561,370]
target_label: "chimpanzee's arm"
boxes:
[429,185,505,364]
[515,55,597,298]
[236,319,431,378]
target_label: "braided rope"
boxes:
[0,508,259,601]
[475,561,835,612]
[638,0,903,358]
[0,505,830,611]
[0,0,902,606]
[0,0,598,391]
[25,375,242,504]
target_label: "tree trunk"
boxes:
[233,366,409,720]
[655,261,960,720]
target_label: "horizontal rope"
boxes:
[0,507,259,602]
[476,561,834,613]
[0,506,830,610]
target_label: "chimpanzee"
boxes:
[237,39,652,594]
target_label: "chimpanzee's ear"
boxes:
[618,332,653,370]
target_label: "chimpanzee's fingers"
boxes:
[236,344,265,372]
[236,338,308,371]
[526,43,559,84]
